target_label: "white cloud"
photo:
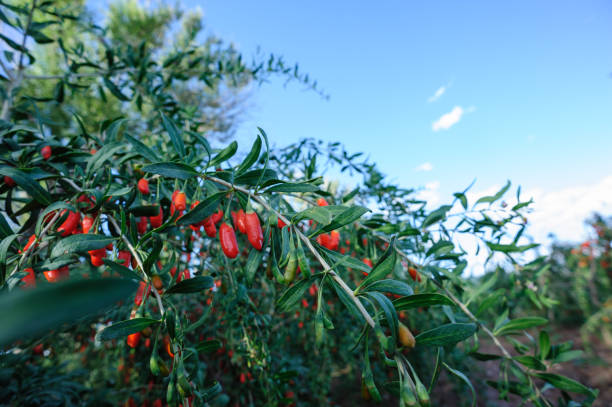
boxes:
[415,162,433,172]
[416,180,440,207]
[432,106,465,131]
[525,175,612,244]
[427,86,447,103]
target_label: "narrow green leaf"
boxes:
[125,134,159,162]
[196,339,222,354]
[86,142,123,175]
[103,77,130,101]
[0,279,137,346]
[359,240,397,288]
[443,363,476,407]
[317,206,369,234]
[276,278,311,312]
[165,276,214,294]
[97,317,159,341]
[0,234,20,281]
[476,180,510,205]
[514,355,546,371]
[235,168,277,186]
[128,205,160,217]
[415,323,477,347]
[364,279,413,297]
[533,373,597,397]
[265,182,319,193]
[422,205,452,229]
[0,166,52,205]
[143,162,198,180]
[236,137,261,174]
[486,242,539,253]
[292,206,332,225]
[209,141,238,168]
[539,330,550,360]
[160,112,185,156]
[176,191,225,226]
[51,234,115,258]
[493,317,547,336]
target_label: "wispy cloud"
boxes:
[432,106,466,131]
[415,162,433,172]
[427,86,447,103]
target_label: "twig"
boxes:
[205,175,377,328]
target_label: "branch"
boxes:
[63,177,166,316]
[1,0,36,120]
[205,175,377,329]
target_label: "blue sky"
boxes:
[185,0,612,243]
[87,0,612,243]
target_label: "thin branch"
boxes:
[205,174,377,328]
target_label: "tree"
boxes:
[0,1,599,406]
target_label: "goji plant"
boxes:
[0,1,600,406]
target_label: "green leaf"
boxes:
[0,279,137,346]
[0,166,52,205]
[367,291,398,348]
[320,247,371,274]
[103,77,130,101]
[209,141,238,168]
[453,192,468,210]
[342,187,359,203]
[426,240,454,258]
[102,259,143,281]
[276,278,311,312]
[493,317,547,336]
[443,363,476,407]
[514,355,546,371]
[316,206,369,234]
[86,142,123,175]
[359,240,397,288]
[363,279,413,297]
[476,180,510,205]
[165,276,214,294]
[51,234,115,258]
[96,318,160,341]
[265,182,320,193]
[292,206,332,225]
[552,350,583,364]
[196,339,222,354]
[538,330,550,360]
[245,248,263,285]
[0,234,20,281]
[143,162,198,180]
[128,205,160,217]
[125,134,159,162]
[415,323,477,347]
[486,242,539,253]
[235,169,277,186]
[533,373,597,397]
[422,205,452,228]
[330,278,362,320]
[160,112,185,156]
[362,336,382,402]
[236,137,261,174]
[176,191,225,226]
[0,213,12,239]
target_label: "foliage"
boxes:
[0,1,600,406]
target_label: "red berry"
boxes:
[219,222,239,259]
[41,145,52,160]
[245,211,263,250]
[137,178,149,195]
